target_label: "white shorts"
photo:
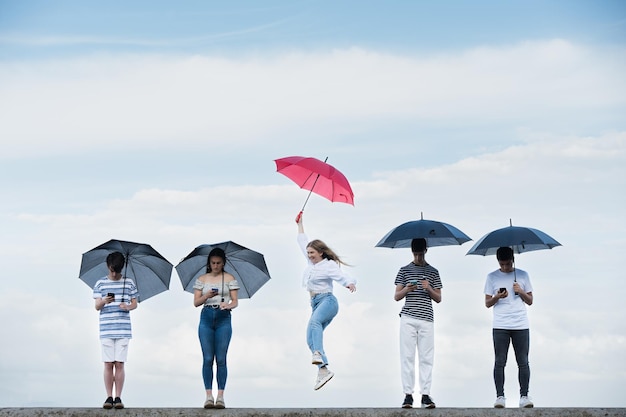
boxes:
[101,338,130,363]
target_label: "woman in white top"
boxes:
[193,247,240,409]
[296,212,356,390]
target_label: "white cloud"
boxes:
[1,40,625,158]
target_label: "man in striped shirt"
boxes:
[394,238,442,409]
[93,251,138,409]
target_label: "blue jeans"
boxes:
[199,307,232,390]
[307,293,338,367]
[493,328,530,397]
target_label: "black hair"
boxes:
[411,238,427,253]
[206,247,227,273]
[106,251,125,273]
[496,247,514,261]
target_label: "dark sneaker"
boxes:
[113,397,124,409]
[402,394,413,408]
[102,397,114,409]
[421,394,436,409]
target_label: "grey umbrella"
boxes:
[79,239,173,303]
[176,241,271,299]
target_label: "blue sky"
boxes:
[1,0,625,409]
[2,1,625,55]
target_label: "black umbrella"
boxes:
[466,220,562,256]
[79,239,173,303]
[375,212,472,249]
[466,220,562,289]
[176,241,271,299]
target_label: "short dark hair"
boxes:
[106,251,125,273]
[496,247,514,261]
[411,238,427,253]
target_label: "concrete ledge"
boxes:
[1,409,625,417]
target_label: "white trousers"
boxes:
[399,315,434,395]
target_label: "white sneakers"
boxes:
[311,351,323,365]
[519,396,534,408]
[494,396,506,408]
[314,366,334,390]
[494,395,534,408]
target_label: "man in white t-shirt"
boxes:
[484,247,534,409]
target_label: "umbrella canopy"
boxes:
[79,239,173,303]
[275,156,354,209]
[466,223,562,256]
[376,213,472,248]
[176,241,271,299]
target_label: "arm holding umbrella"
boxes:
[119,296,138,311]
[296,212,356,293]
[513,283,533,305]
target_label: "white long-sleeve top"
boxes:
[298,233,356,292]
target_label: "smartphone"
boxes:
[499,288,506,293]
[409,280,418,286]
[107,292,115,298]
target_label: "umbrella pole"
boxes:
[122,255,129,303]
[513,257,519,295]
[299,156,328,213]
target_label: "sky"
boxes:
[1,0,625,409]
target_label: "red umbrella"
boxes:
[274,156,354,216]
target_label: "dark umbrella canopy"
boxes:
[376,214,472,248]
[176,241,271,299]
[466,224,562,256]
[79,239,173,303]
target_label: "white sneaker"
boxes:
[494,396,506,408]
[313,367,334,390]
[519,396,534,408]
[311,351,323,365]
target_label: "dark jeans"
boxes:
[493,328,530,397]
[199,307,232,390]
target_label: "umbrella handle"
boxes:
[295,210,303,223]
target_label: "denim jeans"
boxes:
[307,293,338,367]
[493,328,530,397]
[199,307,232,390]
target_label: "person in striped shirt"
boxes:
[93,251,138,410]
[394,238,442,409]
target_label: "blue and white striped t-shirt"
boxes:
[93,277,138,339]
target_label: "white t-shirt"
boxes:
[484,268,533,330]
[298,233,356,292]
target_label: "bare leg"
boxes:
[113,362,125,398]
[103,362,114,397]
